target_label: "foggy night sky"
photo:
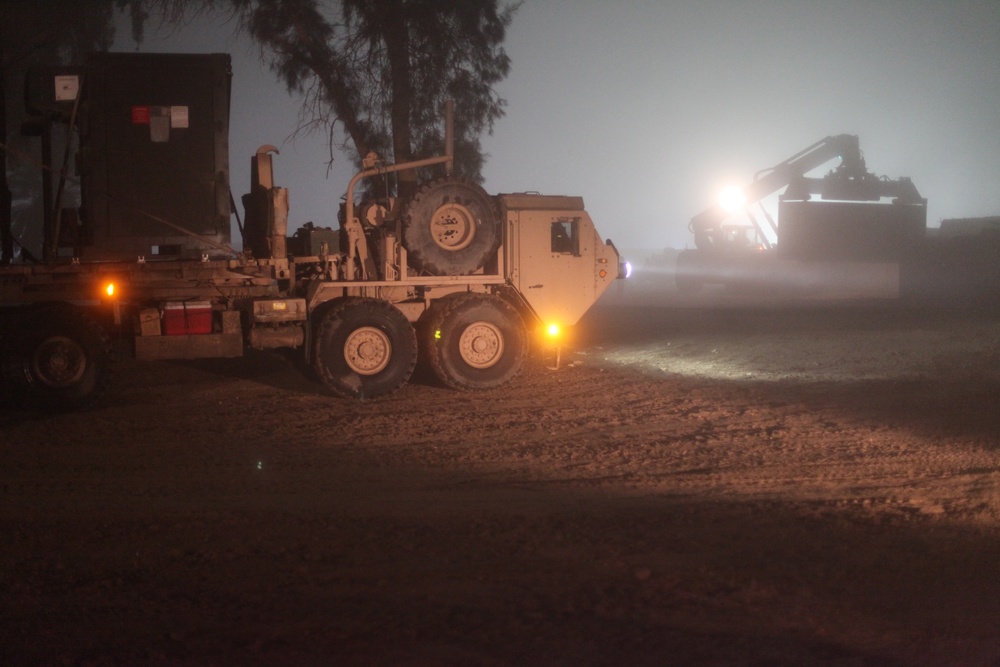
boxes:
[115,1,1000,254]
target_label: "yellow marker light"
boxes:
[104,282,115,297]
[546,323,560,338]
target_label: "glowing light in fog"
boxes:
[546,323,560,337]
[625,261,633,279]
[717,186,747,213]
[104,282,115,297]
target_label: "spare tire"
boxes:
[401,177,500,275]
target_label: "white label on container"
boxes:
[54,75,79,101]
[149,107,170,142]
[170,106,189,128]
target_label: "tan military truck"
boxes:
[0,52,623,408]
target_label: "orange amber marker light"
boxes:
[546,323,560,338]
[104,282,115,297]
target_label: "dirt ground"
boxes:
[3,282,1000,666]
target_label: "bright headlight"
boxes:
[717,185,747,213]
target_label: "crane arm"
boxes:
[690,134,918,251]
[691,135,862,250]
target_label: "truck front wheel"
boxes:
[5,306,112,411]
[424,293,527,391]
[312,298,417,399]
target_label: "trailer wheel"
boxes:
[424,293,526,391]
[6,307,113,411]
[402,177,500,275]
[312,298,417,399]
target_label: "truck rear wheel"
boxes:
[424,293,526,391]
[5,306,113,411]
[402,177,500,276]
[312,298,417,399]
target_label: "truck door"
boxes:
[512,201,616,328]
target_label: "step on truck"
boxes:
[0,52,623,410]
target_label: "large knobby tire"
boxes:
[6,306,113,411]
[312,298,417,399]
[401,177,500,276]
[423,293,527,391]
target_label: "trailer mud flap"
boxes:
[135,333,243,361]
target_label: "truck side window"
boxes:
[551,218,579,255]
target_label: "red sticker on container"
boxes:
[131,106,150,124]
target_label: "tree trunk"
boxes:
[382,8,416,198]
